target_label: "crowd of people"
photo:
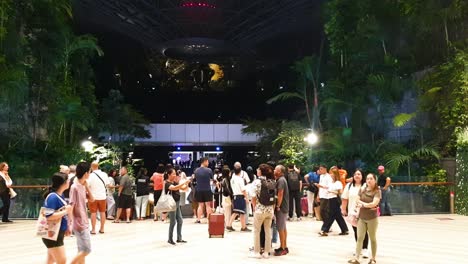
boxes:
[0,159,393,264]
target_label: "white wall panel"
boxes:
[185,124,200,142]
[199,124,214,142]
[170,124,186,142]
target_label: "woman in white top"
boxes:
[318,167,349,236]
[342,169,369,258]
[0,162,13,222]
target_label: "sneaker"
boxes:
[226,226,236,232]
[339,231,349,236]
[297,217,302,221]
[195,220,201,224]
[274,247,288,253]
[262,252,270,259]
[287,217,293,221]
[274,248,288,256]
[362,249,369,259]
[241,227,251,232]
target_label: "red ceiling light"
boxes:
[181,1,216,8]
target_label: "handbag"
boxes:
[36,193,67,241]
[9,188,17,199]
[346,213,359,227]
[154,182,176,213]
[148,193,155,204]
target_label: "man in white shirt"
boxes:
[315,165,332,230]
[88,162,110,234]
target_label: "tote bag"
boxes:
[154,182,176,213]
[36,193,66,241]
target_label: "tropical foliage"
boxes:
[0,0,149,177]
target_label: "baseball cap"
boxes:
[378,165,385,170]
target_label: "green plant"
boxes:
[455,128,468,215]
[421,164,449,211]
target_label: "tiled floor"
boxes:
[2,214,468,263]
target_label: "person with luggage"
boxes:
[194,157,214,223]
[250,164,276,259]
[165,167,191,245]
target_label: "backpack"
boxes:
[287,171,300,191]
[221,177,233,198]
[258,179,276,206]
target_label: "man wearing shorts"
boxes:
[69,161,94,263]
[274,165,289,256]
[88,162,109,234]
[226,167,251,232]
[194,157,213,223]
[115,167,133,223]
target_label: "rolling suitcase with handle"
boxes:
[208,213,225,238]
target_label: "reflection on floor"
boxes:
[2,214,468,264]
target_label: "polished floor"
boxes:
[1,214,467,264]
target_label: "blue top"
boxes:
[194,167,213,191]
[44,193,68,231]
[307,172,320,183]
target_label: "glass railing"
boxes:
[9,178,50,219]
[5,178,453,218]
[387,182,452,214]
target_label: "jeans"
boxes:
[288,190,302,218]
[168,201,183,242]
[356,218,378,259]
[0,192,10,221]
[321,197,348,233]
[254,211,273,254]
[379,189,392,215]
[107,195,116,217]
[135,195,149,219]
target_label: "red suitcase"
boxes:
[208,213,225,238]
[301,197,309,216]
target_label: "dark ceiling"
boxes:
[72,0,324,122]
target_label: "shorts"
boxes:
[118,194,133,209]
[42,230,65,248]
[88,199,106,213]
[232,195,246,214]
[275,211,287,231]
[195,190,213,203]
[74,228,92,253]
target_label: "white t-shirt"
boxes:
[342,183,365,215]
[88,169,110,200]
[327,181,343,198]
[107,177,116,196]
[318,173,332,199]
[230,174,246,196]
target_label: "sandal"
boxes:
[99,230,104,234]
[368,260,376,264]
[348,259,360,264]
[90,231,96,235]
[112,220,120,223]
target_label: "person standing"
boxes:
[377,165,392,216]
[88,162,110,234]
[342,169,369,259]
[41,172,73,264]
[250,164,275,259]
[0,162,13,223]
[151,164,165,221]
[106,169,117,220]
[304,166,320,218]
[226,164,251,232]
[135,168,150,220]
[114,167,133,223]
[194,157,214,223]
[286,164,302,221]
[69,162,94,264]
[273,165,289,256]
[165,168,191,245]
[348,173,382,264]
